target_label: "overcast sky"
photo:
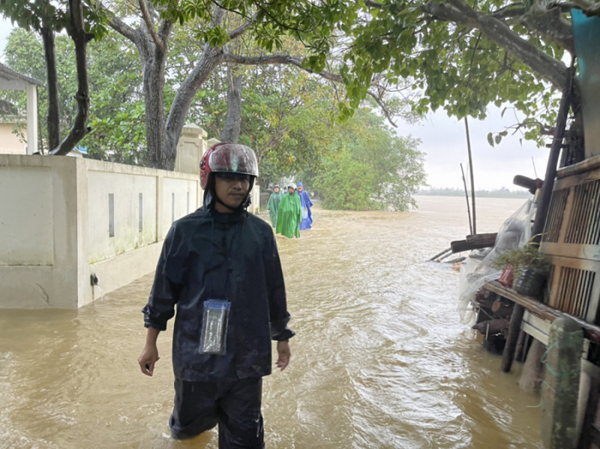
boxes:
[402,107,549,191]
[0,18,549,190]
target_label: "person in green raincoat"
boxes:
[276,184,302,238]
[266,185,283,228]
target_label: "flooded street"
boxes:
[0,196,542,449]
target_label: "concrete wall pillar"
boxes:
[51,157,81,308]
[174,123,207,175]
[206,138,220,149]
[75,159,91,307]
[541,316,584,449]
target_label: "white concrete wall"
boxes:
[0,155,200,309]
[161,178,199,240]
[0,125,261,309]
[0,165,53,265]
[87,170,157,264]
[0,155,83,308]
[83,161,200,307]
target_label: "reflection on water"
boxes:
[0,196,542,448]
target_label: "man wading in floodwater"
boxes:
[138,143,295,448]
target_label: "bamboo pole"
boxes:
[460,163,473,235]
[464,117,476,235]
[428,247,452,262]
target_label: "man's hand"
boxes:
[138,344,160,376]
[276,340,291,371]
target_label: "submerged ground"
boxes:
[0,196,542,448]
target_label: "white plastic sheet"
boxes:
[457,199,535,325]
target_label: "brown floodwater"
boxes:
[0,196,543,449]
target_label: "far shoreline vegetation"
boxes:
[418,187,531,199]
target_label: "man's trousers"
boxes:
[169,377,264,449]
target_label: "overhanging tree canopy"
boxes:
[339,0,593,144]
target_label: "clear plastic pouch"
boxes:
[199,299,231,355]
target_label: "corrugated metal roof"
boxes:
[0,62,43,87]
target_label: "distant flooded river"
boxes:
[0,196,542,449]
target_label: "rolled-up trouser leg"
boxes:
[170,379,219,440]
[218,378,264,449]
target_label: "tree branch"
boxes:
[491,5,526,20]
[423,0,568,90]
[106,13,138,43]
[366,91,397,127]
[223,52,398,126]
[220,65,243,143]
[364,0,384,9]
[228,16,255,40]
[520,3,574,53]
[139,0,164,52]
[222,52,345,83]
[158,18,172,42]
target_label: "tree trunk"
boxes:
[142,46,168,169]
[220,65,242,143]
[164,43,224,167]
[41,27,60,151]
[52,0,91,155]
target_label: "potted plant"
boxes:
[492,240,551,297]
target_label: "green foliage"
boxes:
[0,0,68,32]
[163,38,426,210]
[2,9,429,210]
[154,0,351,60]
[313,108,426,211]
[0,0,108,38]
[2,29,145,159]
[337,1,568,143]
[492,243,551,279]
[314,151,377,210]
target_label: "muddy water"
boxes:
[0,196,542,449]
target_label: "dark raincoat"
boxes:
[266,191,283,228]
[276,192,302,238]
[296,182,313,230]
[143,207,294,382]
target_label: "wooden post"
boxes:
[501,304,525,372]
[532,67,574,238]
[518,338,545,391]
[541,316,583,449]
[450,233,498,253]
[515,330,529,363]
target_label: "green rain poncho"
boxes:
[267,190,283,227]
[276,190,302,238]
